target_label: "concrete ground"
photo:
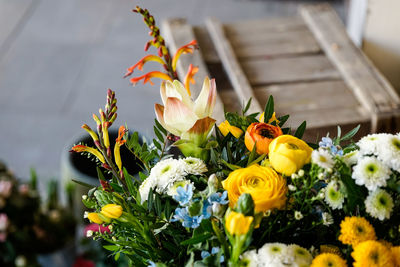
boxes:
[0,0,346,181]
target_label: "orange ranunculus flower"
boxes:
[269,135,313,176]
[222,164,287,213]
[244,122,283,154]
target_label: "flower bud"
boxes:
[87,212,104,225]
[236,193,255,216]
[225,211,253,236]
[101,204,123,219]
[208,174,219,194]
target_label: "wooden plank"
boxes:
[224,17,308,35]
[253,80,361,113]
[0,0,35,57]
[206,17,262,114]
[300,4,400,116]
[161,18,225,123]
[193,26,220,63]
[229,29,320,59]
[241,55,341,85]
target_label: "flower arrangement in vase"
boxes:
[70,6,400,267]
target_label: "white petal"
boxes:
[164,97,198,136]
[194,77,216,118]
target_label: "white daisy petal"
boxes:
[365,189,394,221]
[324,180,346,210]
[181,157,208,175]
[312,149,335,169]
[352,156,391,191]
[376,134,400,172]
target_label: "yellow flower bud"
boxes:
[225,211,253,236]
[269,135,313,176]
[218,120,243,138]
[87,212,103,224]
[101,204,123,219]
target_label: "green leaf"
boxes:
[147,188,154,212]
[153,139,162,150]
[123,167,136,196]
[180,233,213,245]
[341,125,360,142]
[247,142,258,166]
[278,114,289,127]
[243,98,252,114]
[71,179,93,188]
[155,119,167,135]
[154,194,162,216]
[281,127,291,135]
[103,245,119,251]
[340,173,366,212]
[221,159,241,171]
[264,95,274,122]
[154,126,164,143]
[294,121,306,139]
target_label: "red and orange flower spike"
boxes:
[129,71,173,86]
[114,126,127,172]
[124,55,167,78]
[70,145,105,164]
[183,64,199,97]
[172,40,198,72]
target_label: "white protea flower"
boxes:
[312,149,335,169]
[321,212,334,226]
[181,157,208,175]
[241,249,259,267]
[357,133,388,156]
[352,156,391,191]
[150,158,186,193]
[258,243,288,266]
[287,244,313,266]
[324,180,346,210]
[376,134,400,172]
[166,179,194,196]
[139,176,156,203]
[365,189,394,221]
[342,150,359,166]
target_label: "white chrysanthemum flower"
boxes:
[342,150,359,166]
[150,158,186,193]
[139,176,156,203]
[166,180,194,196]
[312,149,335,169]
[352,156,391,191]
[376,134,400,172]
[181,157,208,175]
[258,243,288,265]
[365,189,394,221]
[86,230,93,237]
[321,212,334,226]
[357,133,388,156]
[287,244,313,266]
[241,249,259,267]
[294,211,303,220]
[324,180,346,210]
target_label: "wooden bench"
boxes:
[162,4,400,141]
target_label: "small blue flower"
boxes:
[202,200,212,219]
[148,261,156,267]
[173,184,193,206]
[201,247,224,263]
[330,145,343,156]
[201,251,211,259]
[211,247,220,254]
[319,137,333,148]
[208,191,229,205]
[171,207,203,228]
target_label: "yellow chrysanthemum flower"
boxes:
[310,253,348,267]
[352,240,395,267]
[338,217,376,247]
[320,245,343,257]
[391,246,400,267]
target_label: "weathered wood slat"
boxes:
[161,18,225,123]
[253,80,361,113]
[229,29,321,59]
[205,17,262,114]
[193,26,220,63]
[241,55,341,85]
[300,4,400,116]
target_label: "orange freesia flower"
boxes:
[184,64,199,96]
[244,122,283,155]
[172,40,198,72]
[124,55,166,78]
[130,71,173,86]
[71,145,105,163]
[114,126,127,171]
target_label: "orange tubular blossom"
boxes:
[124,55,166,78]
[244,122,283,155]
[129,71,173,86]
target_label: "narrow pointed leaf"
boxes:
[294,121,306,139]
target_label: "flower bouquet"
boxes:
[71,6,400,267]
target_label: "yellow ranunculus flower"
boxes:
[218,120,243,138]
[222,164,287,213]
[268,135,313,176]
[87,212,103,224]
[101,204,123,219]
[225,211,253,236]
